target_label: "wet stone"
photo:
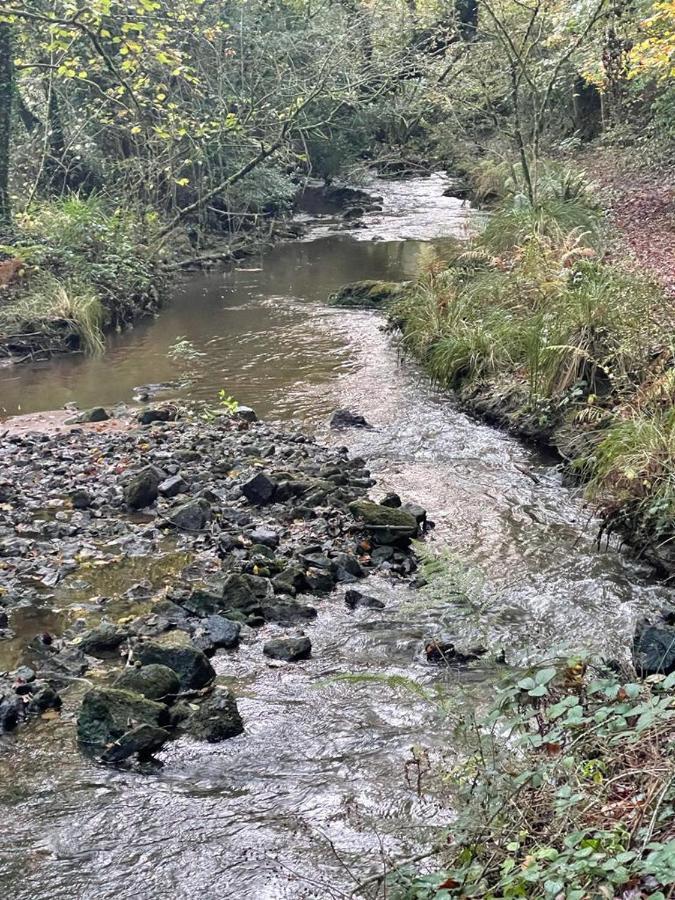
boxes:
[133,640,215,690]
[185,689,244,742]
[114,664,181,703]
[263,636,312,662]
[124,465,162,510]
[345,589,385,610]
[242,472,277,505]
[158,474,188,498]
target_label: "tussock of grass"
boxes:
[0,195,159,355]
[0,273,105,355]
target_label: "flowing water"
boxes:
[0,174,672,899]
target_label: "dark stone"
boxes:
[271,564,306,595]
[186,689,244,742]
[137,407,175,426]
[248,527,279,548]
[124,465,161,509]
[380,492,402,508]
[424,640,484,665]
[329,409,371,430]
[165,498,211,531]
[100,723,171,763]
[158,474,188,498]
[262,599,317,626]
[191,615,241,654]
[633,622,675,676]
[134,641,215,690]
[242,472,277,505]
[0,694,23,731]
[234,406,258,423]
[303,566,336,593]
[70,489,92,509]
[77,622,130,659]
[221,573,273,618]
[263,636,312,662]
[114,664,181,703]
[345,589,385,610]
[77,687,169,753]
[402,502,427,527]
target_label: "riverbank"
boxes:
[378,156,675,578]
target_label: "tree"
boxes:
[0,22,13,231]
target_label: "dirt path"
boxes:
[579,148,675,298]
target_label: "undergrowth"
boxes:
[390,658,675,899]
[0,195,159,356]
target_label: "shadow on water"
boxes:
[0,175,672,899]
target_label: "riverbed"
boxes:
[0,174,671,899]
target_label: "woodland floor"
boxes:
[579,147,675,298]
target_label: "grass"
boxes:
[393,158,672,556]
[0,195,159,357]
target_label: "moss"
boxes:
[328,279,410,309]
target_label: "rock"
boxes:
[124,465,161,509]
[343,206,365,220]
[248,526,279,548]
[303,566,336,593]
[329,409,371,430]
[158,474,188,498]
[185,689,244,742]
[348,500,419,544]
[263,636,312,662]
[165,498,211,531]
[77,622,130,659]
[70,489,93,509]
[0,694,23,731]
[328,280,409,310]
[271,564,306,595]
[424,640,485,665]
[262,598,317,626]
[633,621,675,676]
[114,664,181,703]
[380,492,402,508]
[344,589,384,610]
[137,406,175,426]
[220,572,273,619]
[33,645,88,687]
[77,687,170,754]
[242,472,277,505]
[191,615,241,654]
[402,502,427,527]
[100,723,171,763]
[66,407,110,425]
[133,640,215,690]
[234,406,258,423]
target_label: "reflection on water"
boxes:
[0,175,672,899]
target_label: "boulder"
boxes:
[271,564,306,595]
[186,689,244,742]
[345,589,384,610]
[348,499,419,544]
[191,615,241,654]
[70,489,93,509]
[263,636,312,662]
[124,465,162,510]
[158,474,188,498]
[633,622,675,676]
[114,664,181,703]
[133,640,215,690]
[248,526,279,548]
[100,723,171,763]
[77,687,170,754]
[220,572,273,619]
[242,472,277,505]
[164,498,211,531]
[328,280,409,310]
[261,598,318,626]
[77,622,130,659]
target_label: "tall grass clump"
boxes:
[0,195,160,355]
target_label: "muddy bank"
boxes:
[0,403,433,763]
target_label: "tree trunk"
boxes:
[0,23,14,231]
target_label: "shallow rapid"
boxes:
[0,175,671,899]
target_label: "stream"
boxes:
[0,174,671,899]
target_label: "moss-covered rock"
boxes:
[185,689,244,742]
[114,663,181,703]
[133,639,215,690]
[348,499,419,543]
[328,280,409,310]
[77,687,170,753]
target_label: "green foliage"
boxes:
[390,660,675,899]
